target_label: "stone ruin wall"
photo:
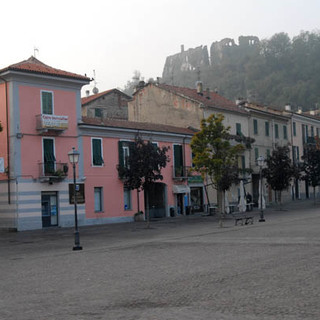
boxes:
[162,36,260,82]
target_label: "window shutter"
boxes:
[92,139,103,166]
[118,141,124,167]
[42,92,53,115]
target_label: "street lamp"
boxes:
[257,155,265,222]
[68,147,82,251]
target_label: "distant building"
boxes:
[82,89,131,120]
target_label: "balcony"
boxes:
[39,161,68,183]
[36,114,68,133]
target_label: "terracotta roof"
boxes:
[81,88,132,105]
[155,84,248,114]
[0,56,90,82]
[80,117,195,135]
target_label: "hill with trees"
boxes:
[161,31,320,111]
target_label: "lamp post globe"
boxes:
[68,147,82,250]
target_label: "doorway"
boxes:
[144,183,166,219]
[41,192,58,227]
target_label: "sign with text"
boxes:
[69,183,85,204]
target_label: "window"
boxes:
[265,121,269,137]
[123,146,130,168]
[241,156,245,170]
[95,108,102,118]
[124,188,131,210]
[283,125,288,139]
[292,146,300,163]
[293,122,296,136]
[236,123,242,135]
[43,138,55,174]
[253,119,258,135]
[41,91,53,115]
[255,148,259,161]
[311,126,314,137]
[118,141,134,169]
[92,138,104,166]
[317,128,319,137]
[275,124,279,139]
[173,144,184,177]
[94,187,103,212]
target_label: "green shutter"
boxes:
[253,119,258,135]
[43,139,55,174]
[275,124,279,139]
[92,139,103,166]
[236,123,241,135]
[42,91,53,115]
[118,141,124,167]
[241,156,245,170]
[265,122,269,136]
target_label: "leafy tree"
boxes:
[262,145,296,209]
[117,136,169,227]
[301,145,320,204]
[190,114,245,224]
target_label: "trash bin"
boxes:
[170,207,175,217]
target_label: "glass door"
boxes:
[41,192,58,227]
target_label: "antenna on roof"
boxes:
[33,47,39,58]
[92,70,99,94]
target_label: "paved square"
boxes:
[0,204,319,319]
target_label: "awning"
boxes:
[172,184,190,194]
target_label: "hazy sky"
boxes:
[2,0,319,96]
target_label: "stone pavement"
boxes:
[0,199,319,320]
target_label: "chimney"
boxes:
[85,90,90,97]
[285,104,291,111]
[205,88,210,99]
[297,107,302,114]
[196,81,203,95]
[310,110,316,115]
[181,44,184,53]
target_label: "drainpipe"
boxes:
[0,75,10,204]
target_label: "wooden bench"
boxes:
[233,213,254,226]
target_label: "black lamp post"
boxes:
[257,155,265,222]
[68,147,82,251]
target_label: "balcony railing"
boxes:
[39,161,68,182]
[36,114,68,133]
[173,166,196,179]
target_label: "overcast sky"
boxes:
[2,0,319,96]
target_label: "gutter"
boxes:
[0,75,10,204]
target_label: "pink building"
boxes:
[0,57,90,230]
[0,57,203,231]
[78,117,198,223]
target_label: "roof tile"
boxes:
[0,56,90,82]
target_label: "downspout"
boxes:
[0,75,10,204]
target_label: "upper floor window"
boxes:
[43,138,55,174]
[265,121,269,137]
[173,144,184,177]
[253,119,258,135]
[283,125,288,140]
[41,91,53,115]
[236,123,242,135]
[92,138,104,166]
[118,141,134,169]
[275,124,279,139]
[311,126,314,137]
[293,122,296,136]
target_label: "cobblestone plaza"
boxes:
[0,202,319,319]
